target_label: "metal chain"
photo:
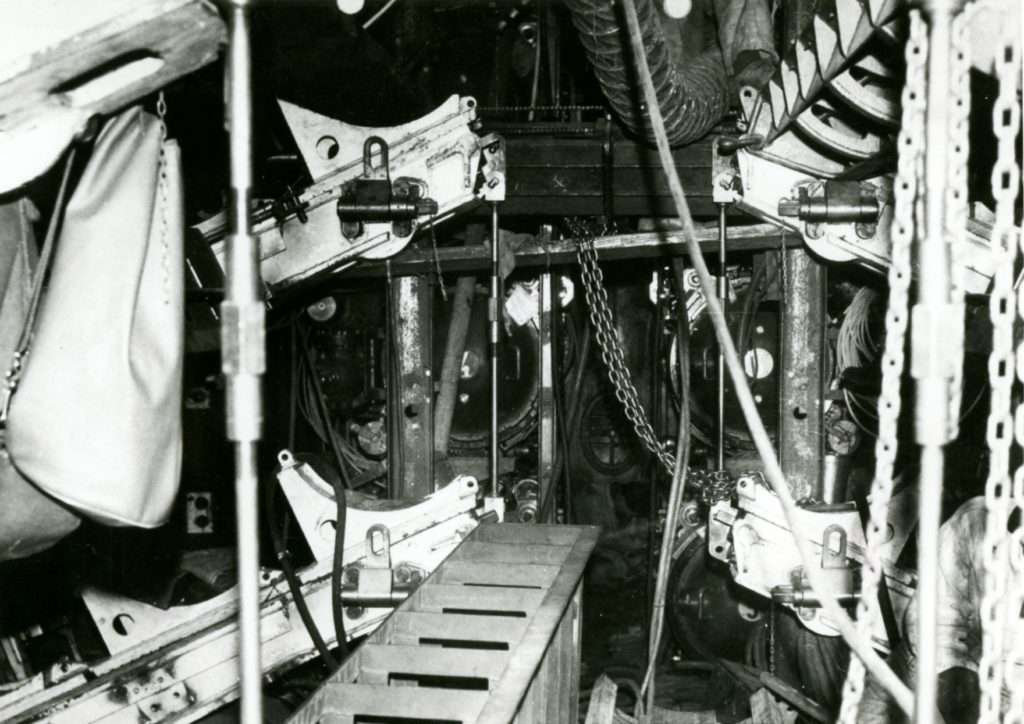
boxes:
[769,602,776,675]
[837,11,927,723]
[565,216,675,474]
[978,23,1022,723]
[429,220,447,301]
[945,11,972,439]
[477,105,605,113]
[156,91,172,305]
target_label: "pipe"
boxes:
[564,0,729,147]
[914,4,961,722]
[716,204,726,470]
[222,2,264,722]
[434,275,478,458]
[489,203,501,497]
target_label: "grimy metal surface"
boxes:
[391,275,434,498]
[342,222,792,279]
[777,248,826,501]
[287,523,598,724]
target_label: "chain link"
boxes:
[945,10,972,439]
[837,11,926,723]
[477,105,605,113]
[769,602,776,675]
[155,91,171,305]
[429,220,447,301]
[982,22,1024,723]
[565,217,675,474]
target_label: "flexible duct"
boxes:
[564,0,729,147]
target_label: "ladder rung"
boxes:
[436,560,561,588]
[317,683,487,722]
[418,584,547,614]
[450,541,569,565]
[358,643,509,684]
[392,611,528,646]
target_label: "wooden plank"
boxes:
[317,683,486,722]
[569,587,583,724]
[584,674,618,724]
[450,541,571,565]
[436,560,561,589]
[474,523,583,546]
[391,611,528,646]
[556,596,574,722]
[358,644,508,684]
[474,526,600,724]
[417,584,547,614]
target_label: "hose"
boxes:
[264,474,338,671]
[564,0,729,147]
[297,325,350,658]
[618,0,914,715]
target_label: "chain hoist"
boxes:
[837,11,927,723]
[565,216,675,475]
[977,21,1022,723]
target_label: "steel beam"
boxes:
[777,248,826,501]
[341,223,792,279]
[390,276,434,498]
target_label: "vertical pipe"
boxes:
[716,204,727,470]
[222,2,264,723]
[778,249,826,500]
[914,3,958,722]
[394,276,433,497]
[538,273,556,520]
[490,203,501,497]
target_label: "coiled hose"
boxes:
[564,0,729,147]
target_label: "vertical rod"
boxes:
[538,272,556,520]
[490,203,501,497]
[223,3,264,722]
[716,204,727,470]
[915,3,957,722]
[778,249,827,500]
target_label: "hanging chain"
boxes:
[978,22,1022,723]
[565,216,675,474]
[769,602,776,675]
[429,220,447,301]
[477,105,605,113]
[944,10,972,439]
[837,11,927,723]
[156,91,172,305]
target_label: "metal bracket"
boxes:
[121,667,192,721]
[711,137,743,206]
[478,134,506,202]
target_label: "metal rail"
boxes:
[222,2,264,722]
[914,2,964,723]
